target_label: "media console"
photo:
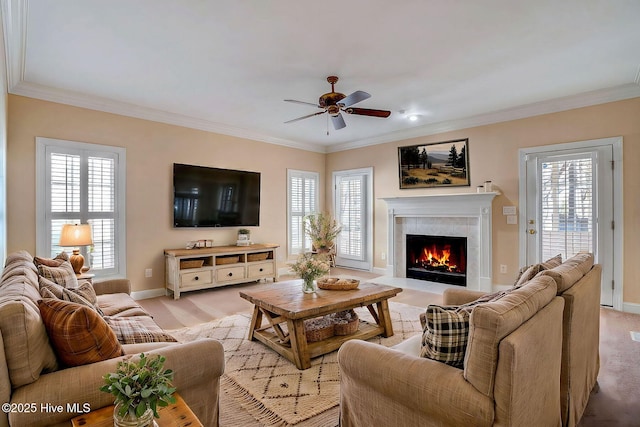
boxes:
[164,243,279,299]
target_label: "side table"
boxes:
[75,273,95,285]
[71,393,202,427]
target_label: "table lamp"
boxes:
[59,223,93,274]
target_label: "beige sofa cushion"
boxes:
[539,252,594,294]
[97,293,151,317]
[1,251,40,294]
[464,274,557,397]
[0,276,58,388]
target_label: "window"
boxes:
[539,154,595,261]
[287,170,319,256]
[36,137,126,278]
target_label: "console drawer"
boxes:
[216,266,246,282]
[248,262,274,278]
[180,270,213,288]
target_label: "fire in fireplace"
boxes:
[406,234,467,286]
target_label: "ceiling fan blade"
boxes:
[284,111,326,124]
[345,107,391,118]
[338,90,371,107]
[284,99,321,108]
[331,113,346,130]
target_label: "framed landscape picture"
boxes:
[398,138,470,189]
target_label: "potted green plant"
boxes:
[101,353,176,427]
[304,212,342,253]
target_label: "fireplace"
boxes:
[406,234,467,286]
[382,193,498,292]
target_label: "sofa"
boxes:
[338,252,600,427]
[445,252,601,426]
[339,274,565,426]
[0,250,225,427]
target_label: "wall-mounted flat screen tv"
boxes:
[173,163,261,227]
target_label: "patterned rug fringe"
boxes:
[221,375,329,427]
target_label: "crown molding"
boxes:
[10,80,327,153]
[327,82,640,153]
[3,1,639,155]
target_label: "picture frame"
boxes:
[398,138,470,189]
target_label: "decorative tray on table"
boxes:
[317,278,360,290]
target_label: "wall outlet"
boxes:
[145,268,152,278]
[500,264,507,274]
[381,252,386,260]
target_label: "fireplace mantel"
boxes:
[381,192,499,292]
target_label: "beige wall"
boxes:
[326,97,640,305]
[7,94,640,305]
[7,95,326,292]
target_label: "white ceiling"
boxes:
[3,0,640,153]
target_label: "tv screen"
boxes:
[173,163,261,227]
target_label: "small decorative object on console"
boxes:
[237,229,251,246]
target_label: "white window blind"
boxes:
[539,154,595,261]
[337,175,364,260]
[288,170,318,255]
[37,138,126,278]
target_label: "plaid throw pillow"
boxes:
[513,253,563,288]
[39,276,104,316]
[420,289,515,368]
[420,304,472,368]
[105,316,178,344]
[35,254,78,289]
[38,299,123,367]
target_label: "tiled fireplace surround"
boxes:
[382,193,498,292]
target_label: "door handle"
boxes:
[529,229,537,234]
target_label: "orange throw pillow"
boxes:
[38,299,124,367]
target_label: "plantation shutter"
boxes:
[40,139,124,277]
[336,175,364,260]
[87,156,116,270]
[288,170,318,255]
[539,153,595,261]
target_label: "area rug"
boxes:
[169,301,425,426]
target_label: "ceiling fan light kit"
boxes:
[285,76,391,131]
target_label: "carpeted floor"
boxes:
[138,270,640,426]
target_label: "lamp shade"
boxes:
[59,224,93,247]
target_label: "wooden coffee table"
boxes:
[239,280,403,369]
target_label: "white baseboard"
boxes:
[372,267,388,276]
[622,302,640,314]
[131,288,166,300]
[278,267,292,277]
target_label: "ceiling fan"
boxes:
[284,76,391,130]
